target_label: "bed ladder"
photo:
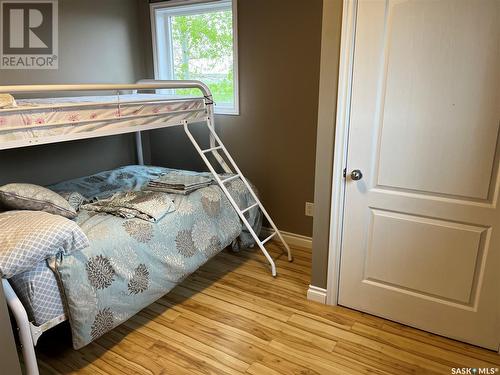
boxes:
[183,119,293,277]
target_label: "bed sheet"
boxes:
[0,94,207,148]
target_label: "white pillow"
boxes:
[0,211,89,278]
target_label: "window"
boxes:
[151,0,239,115]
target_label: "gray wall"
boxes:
[149,0,324,236]
[311,0,343,289]
[0,0,150,186]
[0,0,324,235]
[0,0,338,288]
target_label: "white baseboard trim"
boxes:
[307,285,327,304]
[260,227,312,249]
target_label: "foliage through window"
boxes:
[152,1,238,114]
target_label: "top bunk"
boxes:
[0,80,214,150]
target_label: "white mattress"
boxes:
[0,94,208,149]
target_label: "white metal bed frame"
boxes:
[0,79,292,375]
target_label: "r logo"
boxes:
[4,3,53,53]
[0,0,58,69]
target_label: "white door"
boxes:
[339,0,500,350]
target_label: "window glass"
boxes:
[153,1,238,114]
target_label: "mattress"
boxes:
[9,260,66,325]
[0,94,207,150]
[8,165,261,326]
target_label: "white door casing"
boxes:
[337,0,500,350]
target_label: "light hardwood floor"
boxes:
[36,243,500,374]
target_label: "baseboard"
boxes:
[260,227,312,249]
[307,285,327,304]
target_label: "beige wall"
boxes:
[149,0,324,236]
[0,0,150,185]
[311,0,343,289]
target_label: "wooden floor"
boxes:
[36,243,500,375]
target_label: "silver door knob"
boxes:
[350,169,363,181]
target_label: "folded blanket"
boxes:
[81,191,175,222]
[145,173,213,195]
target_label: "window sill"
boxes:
[215,110,240,116]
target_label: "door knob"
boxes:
[350,169,363,181]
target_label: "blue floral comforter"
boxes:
[48,165,261,349]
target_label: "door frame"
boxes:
[326,0,358,305]
[326,0,500,352]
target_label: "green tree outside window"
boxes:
[170,9,234,107]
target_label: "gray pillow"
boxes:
[0,183,77,219]
[0,211,89,278]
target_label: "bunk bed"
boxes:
[0,80,292,375]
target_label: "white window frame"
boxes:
[150,0,239,116]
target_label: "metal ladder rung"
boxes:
[202,145,223,153]
[241,202,259,214]
[261,232,276,245]
[183,119,293,277]
[221,174,240,184]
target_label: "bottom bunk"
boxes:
[3,164,262,374]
